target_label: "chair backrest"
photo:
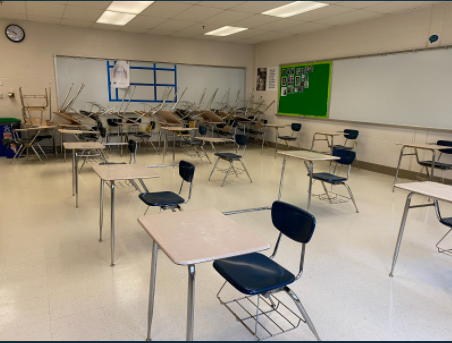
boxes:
[127,139,137,155]
[198,126,207,136]
[107,118,121,127]
[291,123,301,132]
[344,129,359,140]
[271,201,316,244]
[179,160,195,182]
[235,134,248,146]
[437,140,452,155]
[333,148,356,165]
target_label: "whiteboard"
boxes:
[329,49,452,130]
[55,56,246,112]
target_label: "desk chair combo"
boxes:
[331,129,359,151]
[183,126,211,163]
[309,148,359,213]
[77,126,108,173]
[216,201,320,341]
[246,120,269,154]
[435,201,452,256]
[209,134,252,187]
[134,121,159,154]
[278,123,302,150]
[10,131,48,164]
[139,161,195,213]
[416,140,452,183]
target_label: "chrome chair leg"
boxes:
[222,161,234,187]
[200,146,211,163]
[239,159,252,183]
[320,181,333,204]
[31,145,44,163]
[10,144,24,165]
[36,144,48,159]
[344,183,359,213]
[208,157,221,181]
[79,150,90,174]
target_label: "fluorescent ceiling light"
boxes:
[262,1,328,18]
[97,11,136,25]
[205,26,248,37]
[107,1,154,15]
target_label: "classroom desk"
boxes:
[138,208,270,341]
[277,150,340,212]
[58,129,99,162]
[13,126,58,162]
[393,143,447,191]
[310,131,343,154]
[64,142,106,208]
[263,124,288,158]
[116,122,140,155]
[193,136,234,158]
[389,181,452,277]
[160,127,197,162]
[93,164,159,266]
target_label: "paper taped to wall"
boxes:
[111,60,130,88]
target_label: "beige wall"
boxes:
[253,3,452,178]
[0,18,253,119]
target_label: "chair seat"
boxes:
[278,136,296,141]
[440,217,452,228]
[185,140,203,146]
[215,152,241,160]
[418,161,452,170]
[139,191,185,207]
[36,135,53,140]
[310,172,347,183]
[99,162,126,165]
[331,145,353,150]
[213,253,295,295]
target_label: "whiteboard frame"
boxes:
[277,45,452,132]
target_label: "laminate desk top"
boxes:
[194,137,234,143]
[92,164,160,181]
[58,129,99,135]
[264,124,287,128]
[160,127,197,131]
[311,130,343,136]
[138,208,270,265]
[395,142,448,150]
[395,181,452,203]
[13,126,57,132]
[63,142,105,150]
[278,150,340,161]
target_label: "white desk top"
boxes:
[278,150,340,161]
[265,124,287,128]
[161,127,197,131]
[311,130,343,136]
[63,142,105,150]
[138,208,270,265]
[395,181,452,203]
[194,137,234,143]
[13,126,57,132]
[93,164,160,181]
[396,142,447,150]
[58,129,99,135]
[58,124,83,128]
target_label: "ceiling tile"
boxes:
[223,28,268,39]
[277,22,331,34]
[365,1,436,13]
[0,1,26,14]
[0,12,27,20]
[183,23,224,34]
[232,14,280,28]
[289,4,353,21]
[339,1,388,9]
[255,18,303,31]
[155,19,196,31]
[60,18,92,27]
[128,15,167,28]
[170,31,199,38]
[146,28,178,36]
[63,6,103,21]
[26,1,65,18]
[68,1,112,10]
[238,36,267,44]
[27,15,61,25]
[172,5,224,22]
[92,23,121,31]
[198,1,246,10]
[251,31,293,42]
[315,9,383,26]
[119,26,149,33]
[202,10,254,25]
[141,2,193,19]
[230,1,292,13]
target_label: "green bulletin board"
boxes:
[278,61,332,118]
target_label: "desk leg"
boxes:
[60,132,63,158]
[146,241,159,341]
[75,150,79,208]
[308,162,313,212]
[110,181,116,267]
[53,129,58,158]
[158,129,162,153]
[173,131,176,161]
[389,192,414,277]
[187,265,195,341]
[275,128,278,159]
[310,133,316,152]
[99,180,104,242]
[393,146,406,192]
[278,157,287,201]
[330,135,334,154]
[261,130,265,155]
[430,151,436,182]
[64,133,67,162]
[72,149,75,196]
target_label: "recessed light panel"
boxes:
[107,1,154,15]
[262,1,328,18]
[97,11,136,25]
[205,26,248,37]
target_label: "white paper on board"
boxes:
[111,61,130,88]
[267,67,278,91]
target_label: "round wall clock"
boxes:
[5,24,25,43]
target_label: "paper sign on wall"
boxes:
[267,67,278,91]
[111,60,130,88]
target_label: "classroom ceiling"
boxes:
[0,1,444,45]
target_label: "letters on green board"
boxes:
[278,61,331,118]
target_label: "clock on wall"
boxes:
[5,24,25,43]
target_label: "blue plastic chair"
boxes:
[331,129,359,150]
[278,123,301,150]
[214,201,320,341]
[435,201,452,255]
[417,140,452,182]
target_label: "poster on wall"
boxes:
[111,60,130,88]
[267,67,278,91]
[278,61,331,118]
[256,67,267,91]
